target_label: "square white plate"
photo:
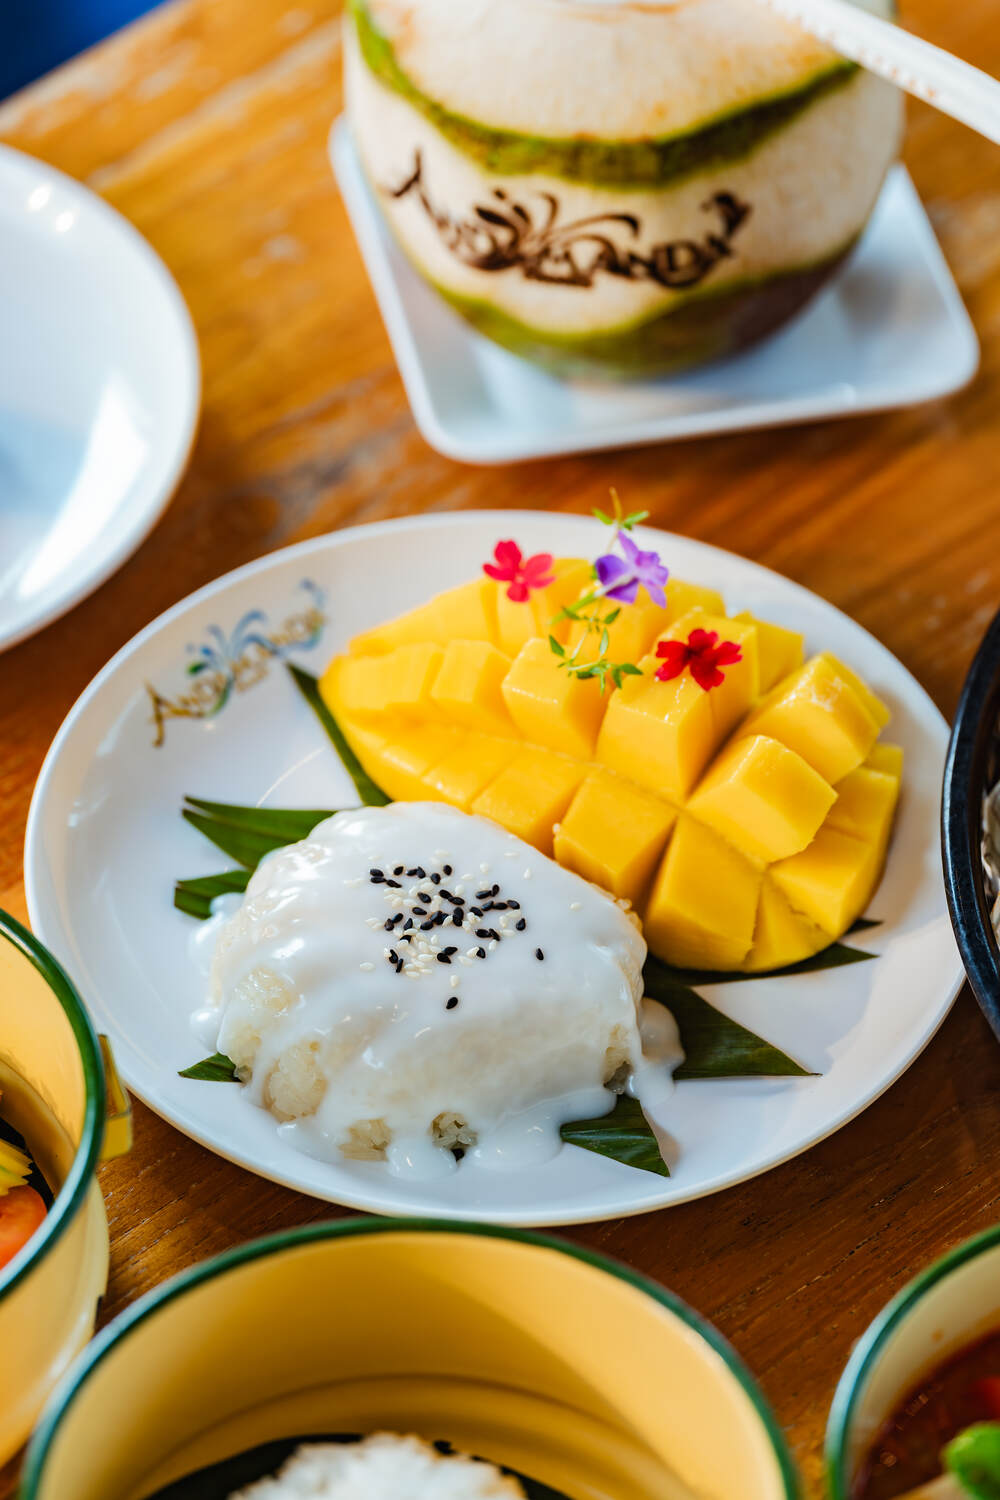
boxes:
[331,120,978,465]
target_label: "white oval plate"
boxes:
[0,145,200,651]
[25,514,963,1226]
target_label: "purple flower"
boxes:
[594,531,670,607]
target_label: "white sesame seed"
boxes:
[365,917,382,929]
[344,876,364,887]
[504,849,518,858]
[488,940,498,951]
[569,901,582,911]
[523,868,532,880]
[466,947,479,958]
[479,862,490,874]
[359,962,375,972]
[434,849,448,861]
[458,956,473,967]
[450,974,460,989]
[453,883,465,896]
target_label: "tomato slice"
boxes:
[0,1186,47,1270]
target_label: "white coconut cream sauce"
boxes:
[193,802,682,1181]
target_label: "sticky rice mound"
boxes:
[204,803,649,1174]
[229,1434,526,1498]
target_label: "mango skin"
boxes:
[321,565,901,971]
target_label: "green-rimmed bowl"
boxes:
[0,909,130,1465]
[21,1218,799,1500]
[826,1224,1000,1497]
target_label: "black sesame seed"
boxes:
[419,891,433,903]
[488,928,501,942]
[507,899,520,910]
[475,928,491,939]
[412,907,426,917]
[475,888,492,900]
[384,919,395,931]
[515,917,526,931]
[452,911,462,927]
[535,948,544,961]
[406,868,419,877]
[430,872,441,885]
[443,865,453,876]
[442,946,457,956]
[385,878,402,888]
[433,910,447,926]
[369,874,384,884]
[436,952,452,965]
[446,995,459,1010]
[420,920,435,931]
[475,947,486,959]
[403,918,414,930]
[469,906,483,918]
[387,949,399,965]
[400,933,412,944]
[370,868,383,876]
[393,866,404,876]
[414,867,426,879]
[439,890,456,903]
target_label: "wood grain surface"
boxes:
[3,2,1000,1494]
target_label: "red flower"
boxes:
[654,628,742,692]
[483,540,555,602]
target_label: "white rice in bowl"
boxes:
[229,1434,527,1498]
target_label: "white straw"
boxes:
[752,0,1000,145]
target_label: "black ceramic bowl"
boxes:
[942,604,1000,1038]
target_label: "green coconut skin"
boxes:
[420,243,857,378]
[349,0,858,189]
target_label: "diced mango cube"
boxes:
[372,726,465,801]
[770,826,879,936]
[664,578,725,623]
[566,598,668,667]
[501,638,608,758]
[742,878,832,973]
[733,612,804,693]
[350,578,497,654]
[865,742,904,781]
[660,611,761,742]
[472,748,585,854]
[555,771,677,905]
[688,735,836,865]
[736,655,880,784]
[421,734,518,810]
[430,640,515,736]
[326,644,442,722]
[819,653,890,730]
[643,817,762,970]
[495,557,593,655]
[826,765,900,853]
[596,665,716,801]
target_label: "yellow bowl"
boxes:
[21,1219,798,1500]
[0,909,130,1465]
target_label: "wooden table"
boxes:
[3,3,1000,1493]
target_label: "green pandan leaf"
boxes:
[185,799,336,844]
[561,1095,669,1178]
[945,1423,1000,1499]
[287,664,391,806]
[651,938,876,990]
[178,1053,239,1083]
[643,957,812,1079]
[182,799,335,869]
[174,869,251,920]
